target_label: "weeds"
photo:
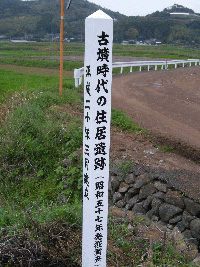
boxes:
[117,159,133,179]
[0,73,84,237]
[153,143,174,152]
[159,146,174,152]
[111,108,147,133]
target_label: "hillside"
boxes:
[0,0,125,40]
[0,2,200,44]
[115,4,200,44]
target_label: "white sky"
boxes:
[87,0,200,16]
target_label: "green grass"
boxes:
[111,108,147,133]
[113,44,200,59]
[0,69,84,235]
[0,69,62,102]
[1,42,200,63]
[0,42,84,56]
[0,57,83,70]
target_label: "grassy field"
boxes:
[0,42,198,266]
[0,42,84,56]
[1,42,200,71]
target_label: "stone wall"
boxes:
[109,163,200,250]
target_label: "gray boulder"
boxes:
[128,186,140,195]
[143,196,153,210]
[118,182,130,193]
[126,195,138,210]
[169,215,182,224]
[125,191,135,202]
[113,192,123,203]
[138,183,156,201]
[184,198,200,216]
[154,181,167,193]
[134,173,151,189]
[159,203,182,222]
[164,190,185,209]
[124,173,136,184]
[190,219,200,239]
[182,211,195,228]
[110,176,120,192]
[153,191,165,200]
[132,202,146,215]
[115,199,126,208]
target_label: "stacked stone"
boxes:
[109,164,200,249]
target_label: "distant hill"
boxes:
[164,4,195,14]
[0,0,125,40]
[150,4,199,18]
[115,4,200,44]
[0,1,200,45]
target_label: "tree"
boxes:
[125,27,138,40]
[168,25,194,43]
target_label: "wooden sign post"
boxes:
[82,10,113,267]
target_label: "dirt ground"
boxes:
[111,66,200,165]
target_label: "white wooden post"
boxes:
[148,65,150,71]
[74,69,80,88]
[79,76,82,85]
[139,65,142,72]
[130,66,133,72]
[82,10,113,267]
[155,65,157,71]
[120,67,123,73]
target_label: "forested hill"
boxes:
[115,4,200,44]
[0,1,200,45]
[0,0,125,40]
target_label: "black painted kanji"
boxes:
[95,190,104,199]
[95,126,107,140]
[97,31,109,46]
[86,65,91,77]
[95,110,107,124]
[94,142,107,156]
[97,96,107,106]
[97,64,109,77]
[94,157,106,170]
[95,181,104,190]
[86,81,91,96]
[95,79,108,93]
[97,47,109,62]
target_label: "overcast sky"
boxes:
[87,0,200,16]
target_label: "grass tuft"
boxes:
[111,108,147,133]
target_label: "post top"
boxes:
[87,10,112,20]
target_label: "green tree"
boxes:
[125,27,138,40]
[168,25,194,43]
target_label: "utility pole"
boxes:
[59,0,64,95]
[59,0,72,95]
